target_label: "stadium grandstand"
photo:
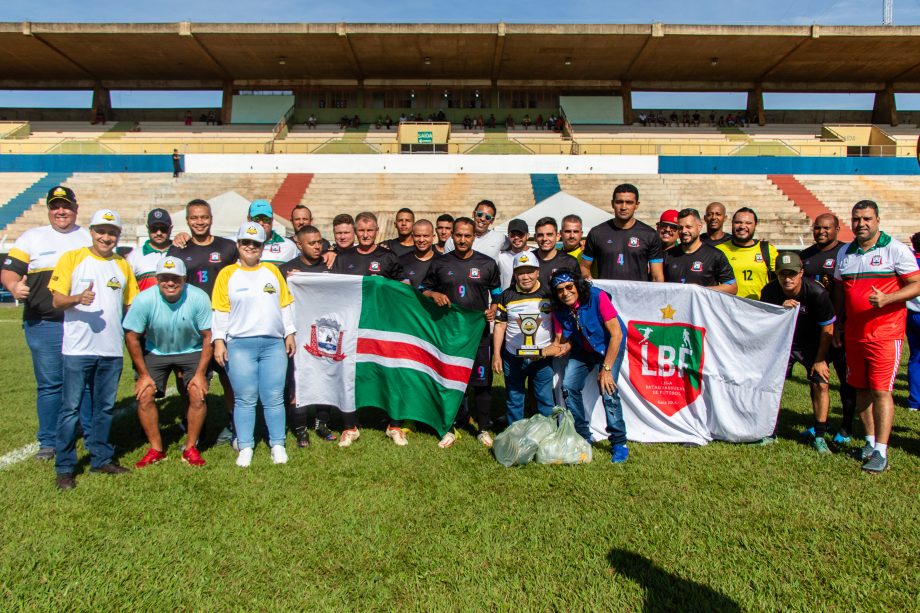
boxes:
[0,22,918,252]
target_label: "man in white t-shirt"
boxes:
[442,199,509,261]
[48,209,139,490]
[496,218,534,290]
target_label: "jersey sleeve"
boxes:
[121,293,148,334]
[894,242,920,279]
[119,258,139,306]
[768,243,779,271]
[193,289,213,330]
[812,285,837,326]
[47,249,77,296]
[714,250,736,284]
[647,233,664,263]
[2,233,31,275]
[581,229,597,263]
[211,265,234,312]
[494,290,510,322]
[267,264,294,307]
[487,260,501,295]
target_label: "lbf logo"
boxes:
[627,321,706,417]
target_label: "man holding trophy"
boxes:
[493,252,556,425]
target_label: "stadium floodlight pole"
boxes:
[883,0,893,25]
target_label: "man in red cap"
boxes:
[657,209,680,251]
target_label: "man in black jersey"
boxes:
[331,213,356,254]
[399,219,438,290]
[664,208,736,293]
[435,214,454,254]
[701,202,732,246]
[331,212,408,447]
[533,216,579,290]
[580,183,664,282]
[290,204,332,254]
[798,212,856,443]
[382,207,416,257]
[760,252,837,454]
[422,217,502,448]
[279,224,336,447]
[168,199,239,446]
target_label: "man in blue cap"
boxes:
[248,200,298,266]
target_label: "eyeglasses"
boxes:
[474,211,494,221]
[554,282,576,293]
[657,225,677,233]
[252,215,272,224]
[48,202,76,211]
[239,239,262,249]
[148,225,170,233]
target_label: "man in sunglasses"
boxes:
[2,186,92,462]
[127,209,173,292]
[656,209,680,251]
[442,200,509,262]
[248,199,298,266]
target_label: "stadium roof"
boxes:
[2,22,920,92]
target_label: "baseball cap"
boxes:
[89,209,122,230]
[775,251,803,273]
[248,199,273,219]
[156,256,187,277]
[46,185,76,206]
[508,219,528,235]
[658,209,680,227]
[237,221,266,243]
[146,208,172,228]
[512,251,540,270]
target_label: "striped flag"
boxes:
[288,274,485,436]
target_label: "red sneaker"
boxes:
[182,446,205,467]
[135,448,167,469]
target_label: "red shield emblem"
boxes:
[627,321,705,417]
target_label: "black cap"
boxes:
[46,185,76,206]
[508,219,528,234]
[146,208,172,227]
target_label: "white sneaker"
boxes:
[386,426,408,446]
[270,445,288,465]
[477,432,493,448]
[338,428,360,448]
[235,447,253,468]
[438,431,457,448]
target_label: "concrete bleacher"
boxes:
[558,174,813,247]
[793,175,920,243]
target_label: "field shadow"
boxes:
[607,549,741,612]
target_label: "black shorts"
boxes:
[787,347,827,384]
[145,352,202,395]
[468,335,492,388]
[206,356,229,380]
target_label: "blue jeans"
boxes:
[227,336,288,449]
[907,310,920,408]
[502,348,555,425]
[24,320,92,448]
[562,346,626,445]
[56,355,123,474]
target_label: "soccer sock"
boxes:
[814,421,827,438]
[289,404,310,433]
[875,443,888,458]
[865,435,876,447]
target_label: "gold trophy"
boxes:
[517,313,543,357]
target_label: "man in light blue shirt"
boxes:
[124,256,212,468]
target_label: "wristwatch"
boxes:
[602,364,612,372]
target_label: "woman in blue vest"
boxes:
[548,269,629,463]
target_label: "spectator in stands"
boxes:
[352,115,360,128]
[207,111,216,125]
[554,116,564,131]
[638,112,648,126]
[340,116,350,129]
[580,183,665,283]
[385,115,393,129]
[656,209,681,251]
[497,219,534,290]
[505,115,516,129]
[199,113,208,123]
[487,114,497,129]
[442,200,509,262]
[212,222,296,468]
[493,252,555,426]
[716,207,778,300]
[1,186,92,462]
[832,201,920,473]
[127,208,173,292]
[462,115,472,130]
[800,213,856,442]
[692,111,701,126]
[709,111,716,126]
[664,208,736,294]
[436,109,446,122]
[535,114,544,130]
[92,107,106,125]
[375,116,383,129]
[399,113,407,123]
[332,213,356,254]
[717,115,726,127]
[522,114,531,129]
[50,209,139,489]
[701,202,731,246]
[681,111,691,127]
[184,111,193,126]
[382,208,417,257]
[669,111,679,126]
[907,232,920,413]
[129,121,141,132]
[476,115,484,128]
[125,256,212,468]
[172,149,182,178]
[435,213,454,253]
[726,113,736,127]
[561,214,585,260]
[247,200,298,266]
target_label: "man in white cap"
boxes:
[247,199,297,266]
[123,256,213,468]
[48,209,138,490]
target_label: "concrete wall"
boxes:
[0,154,176,172]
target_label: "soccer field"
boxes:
[0,305,917,610]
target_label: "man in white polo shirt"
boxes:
[48,209,138,490]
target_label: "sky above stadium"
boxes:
[5,0,920,26]
[3,1,920,110]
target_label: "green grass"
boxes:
[0,305,918,610]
